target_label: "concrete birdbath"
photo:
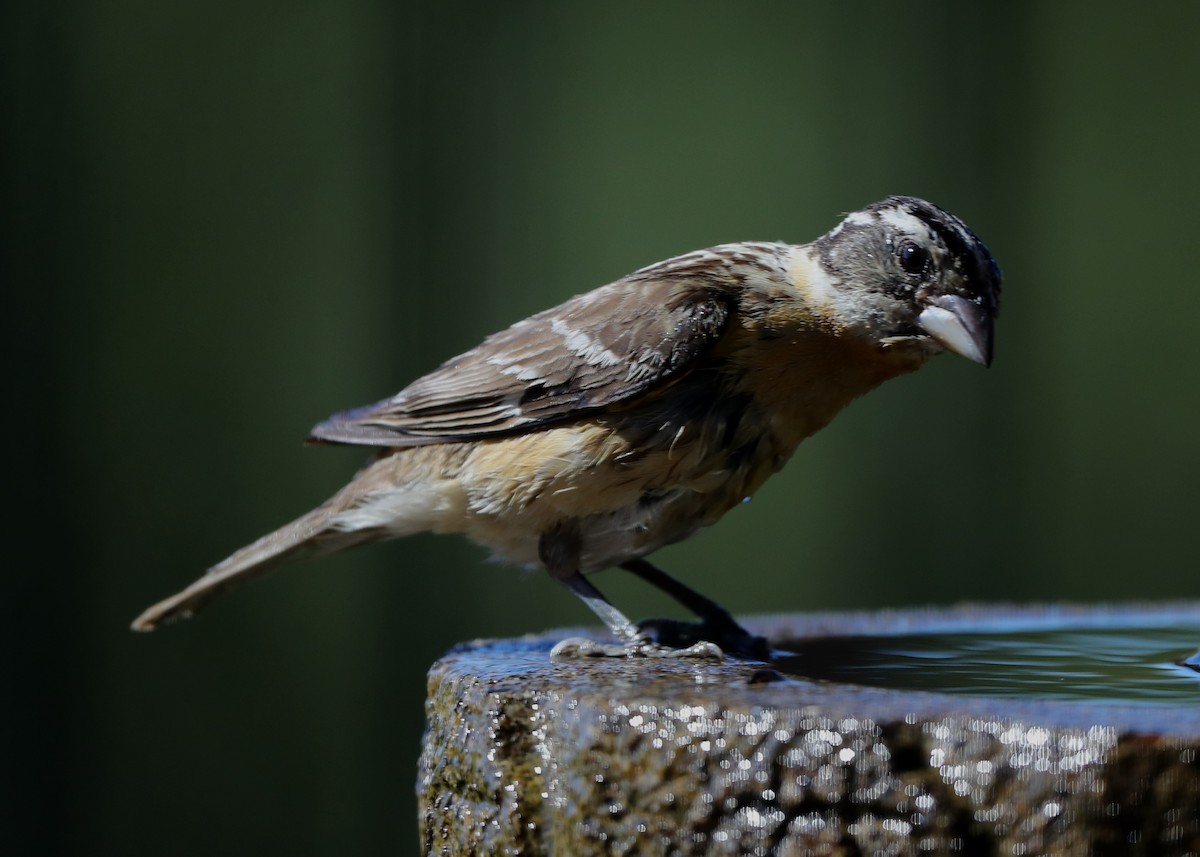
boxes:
[419,602,1200,855]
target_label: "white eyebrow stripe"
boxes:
[875,207,935,241]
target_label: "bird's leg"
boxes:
[621,557,740,627]
[620,557,770,659]
[539,524,720,660]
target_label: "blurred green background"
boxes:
[8,1,1200,853]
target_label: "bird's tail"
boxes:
[131,502,374,632]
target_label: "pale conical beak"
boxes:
[916,294,995,367]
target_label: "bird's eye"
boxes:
[897,240,930,275]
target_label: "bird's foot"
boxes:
[549,634,723,660]
[636,617,771,661]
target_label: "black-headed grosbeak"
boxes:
[133,196,1001,657]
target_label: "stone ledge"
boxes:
[419,605,1200,856]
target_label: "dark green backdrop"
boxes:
[8,2,1200,853]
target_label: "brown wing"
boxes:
[308,274,734,446]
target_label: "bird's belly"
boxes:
[458,419,780,571]
[463,482,741,572]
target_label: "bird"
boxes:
[132,195,1001,658]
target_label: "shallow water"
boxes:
[775,624,1200,702]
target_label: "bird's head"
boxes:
[810,196,1002,367]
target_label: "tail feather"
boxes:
[131,504,370,631]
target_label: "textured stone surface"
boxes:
[419,605,1200,856]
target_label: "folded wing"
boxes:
[308,274,733,446]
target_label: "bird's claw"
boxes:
[550,634,724,661]
[636,617,771,661]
